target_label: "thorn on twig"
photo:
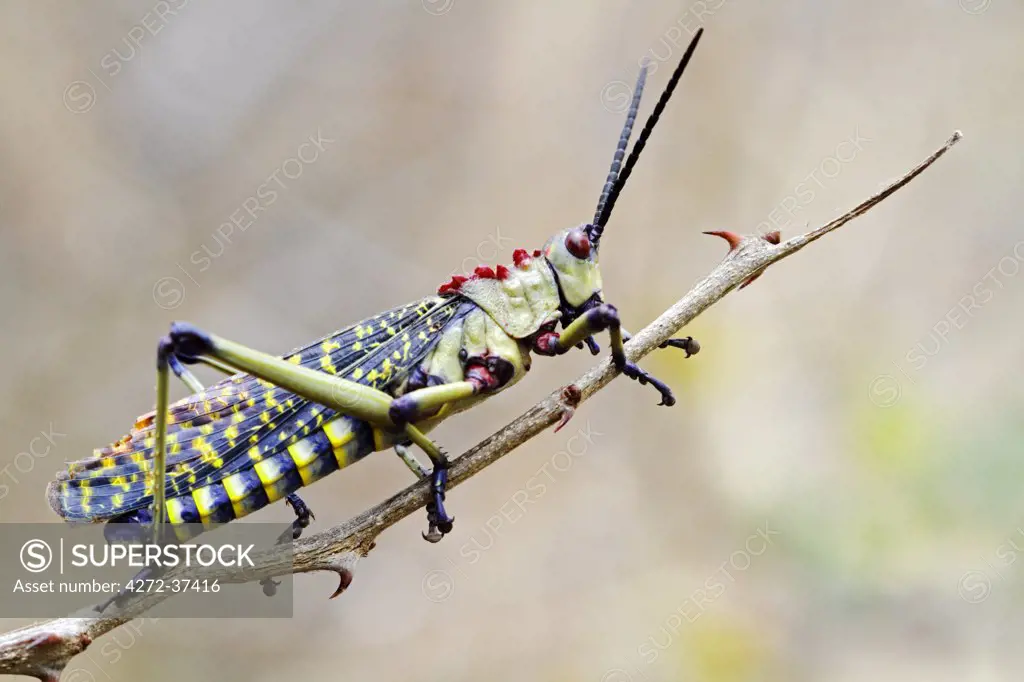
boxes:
[22,634,63,650]
[29,632,91,656]
[327,566,354,599]
[320,550,364,600]
[737,273,762,289]
[14,631,95,682]
[703,230,782,289]
[554,384,582,433]
[702,230,743,251]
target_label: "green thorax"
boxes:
[438,250,561,339]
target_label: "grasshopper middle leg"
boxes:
[388,374,507,542]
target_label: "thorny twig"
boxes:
[0,131,962,681]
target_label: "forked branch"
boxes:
[0,131,962,682]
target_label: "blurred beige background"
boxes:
[1,1,1022,680]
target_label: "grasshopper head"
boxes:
[542,225,603,309]
[550,28,701,317]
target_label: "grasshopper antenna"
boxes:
[590,27,704,246]
[592,60,648,232]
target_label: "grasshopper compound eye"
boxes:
[565,229,592,259]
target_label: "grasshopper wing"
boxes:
[48,295,469,521]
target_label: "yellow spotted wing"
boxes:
[48,295,469,521]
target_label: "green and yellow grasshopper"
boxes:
[47,30,704,595]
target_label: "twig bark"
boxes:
[0,131,962,681]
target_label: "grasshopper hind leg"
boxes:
[164,320,513,546]
[94,510,167,614]
[167,352,205,393]
[261,493,316,597]
[281,493,315,541]
[94,565,166,614]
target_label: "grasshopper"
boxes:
[47,30,704,602]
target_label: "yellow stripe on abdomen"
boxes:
[156,418,376,529]
[324,418,356,467]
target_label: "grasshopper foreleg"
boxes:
[537,304,695,406]
[659,337,701,355]
[620,329,701,358]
